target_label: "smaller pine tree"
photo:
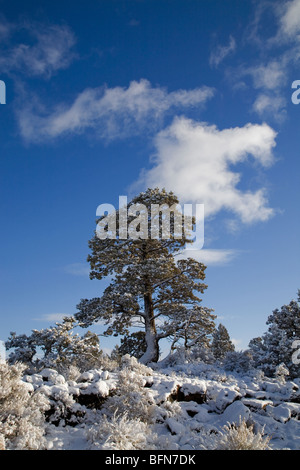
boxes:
[211,323,235,360]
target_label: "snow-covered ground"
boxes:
[21,357,300,450]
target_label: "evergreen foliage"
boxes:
[249,291,300,378]
[211,323,235,360]
[6,317,103,373]
[76,188,215,363]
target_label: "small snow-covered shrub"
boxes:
[101,366,156,423]
[97,353,119,372]
[187,345,215,364]
[87,412,157,450]
[275,363,289,384]
[159,346,215,368]
[0,362,49,450]
[215,418,271,450]
[39,381,84,426]
[223,350,253,374]
[156,399,183,422]
[121,354,153,376]
[56,364,81,382]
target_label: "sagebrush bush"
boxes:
[87,411,157,450]
[120,354,153,376]
[0,362,49,450]
[101,366,156,423]
[56,364,81,382]
[215,418,271,450]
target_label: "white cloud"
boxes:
[226,1,300,120]
[34,313,70,323]
[209,35,236,68]
[177,248,238,266]
[0,21,76,78]
[252,93,286,119]
[234,59,289,121]
[138,117,277,225]
[279,0,300,39]
[245,60,287,90]
[17,79,215,142]
[231,338,244,350]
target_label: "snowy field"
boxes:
[7,355,298,451]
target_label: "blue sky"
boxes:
[0,0,299,353]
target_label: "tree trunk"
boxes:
[140,293,159,364]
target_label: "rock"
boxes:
[242,398,273,411]
[75,380,110,409]
[212,387,242,413]
[170,384,206,404]
[81,381,110,397]
[166,417,186,435]
[283,402,300,419]
[75,392,107,409]
[220,401,252,426]
[40,368,66,385]
[77,371,95,383]
[265,404,291,423]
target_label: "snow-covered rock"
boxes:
[208,384,242,412]
[220,401,252,426]
[80,380,110,397]
[241,398,273,411]
[40,368,66,385]
[14,360,300,450]
[265,404,292,423]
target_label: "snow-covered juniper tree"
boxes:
[76,188,215,363]
[6,316,103,372]
[249,291,300,378]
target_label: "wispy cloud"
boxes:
[177,248,238,266]
[243,60,288,91]
[277,0,300,41]
[252,93,287,121]
[17,79,215,142]
[209,35,236,68]
[136,116,277,225]
[223,0,300,120]
[0,18,76,78]
[231,338,244,350]
[33,313,71,323]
